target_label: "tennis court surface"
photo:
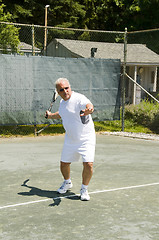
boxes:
[0,134,159,240]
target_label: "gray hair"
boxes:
[55,78,70,88]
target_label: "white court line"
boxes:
[0,182,159,210]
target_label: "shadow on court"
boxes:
[18,179,80,207]
[0,134,159,240]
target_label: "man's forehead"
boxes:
[57,80,69,86]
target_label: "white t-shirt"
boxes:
[58,91,95,144]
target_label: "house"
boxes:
[47,38,159,104]
[0,42,41,56]
[19,42,41,56]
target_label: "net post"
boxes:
[34,124,37,136]
[121,27,127,131]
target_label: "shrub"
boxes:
[125,100,159,133]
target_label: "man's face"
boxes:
[56,80,72,101]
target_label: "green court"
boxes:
[0,134,159,240]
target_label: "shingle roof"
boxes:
[19,42,41,53]
[55,39,159,65]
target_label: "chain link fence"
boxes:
[127,29,159,55]
[0,21,159,136]
[0,22,124,136]
[126,29,159,103]
[0,22,125,56]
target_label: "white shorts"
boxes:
[61,142,95,163]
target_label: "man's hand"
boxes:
[45,110,51,119]
[80,107,94,116]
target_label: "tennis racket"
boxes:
[36,89,58,135]
[45,89,58,119]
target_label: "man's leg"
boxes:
[60,161,71,180]
[80,162,93,200]
[82,162,93,185]
[57,161,72,194]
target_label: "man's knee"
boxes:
[60,161,71,166]
[83,162,93,171]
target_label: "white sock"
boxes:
[65,178,71,183]
[81,184,88,190]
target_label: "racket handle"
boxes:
[45,105,52,119]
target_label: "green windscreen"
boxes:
[0,55,121,125]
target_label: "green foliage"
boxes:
[0,119,153,138]
[0,2,20,53]
[2,0,86,28]
[1,100,159,138]
[95,120,121,132]
[50,0,86,28]
[0,124,65,137]
[135,0,159,30]
[78,26,91,41]
[2,0,159,31]
[125,100,159,133]
[82,0,141,31]
[2,0,37,23]
[94,119,151,134]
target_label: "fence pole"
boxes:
[32,24,35,56]
[44,5,49,56]
[121,27,127,131]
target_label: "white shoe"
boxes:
[80,188,90,201]
[57,181,73,194]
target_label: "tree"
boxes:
[80,0,141,31]
[1,0,159,31]
[81,0,159,31]
[2,0,86,28]
[2,0,34,23]
[133,0,159,30]
[48,0,86,28]
[0,1,20,53]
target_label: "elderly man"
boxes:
[45,78,96,201]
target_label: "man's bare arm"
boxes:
[45,111,61,119]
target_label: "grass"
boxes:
[0,120,153,138]
[0,100,158,138]
[94,120,152,134]
[124,100,159,134]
